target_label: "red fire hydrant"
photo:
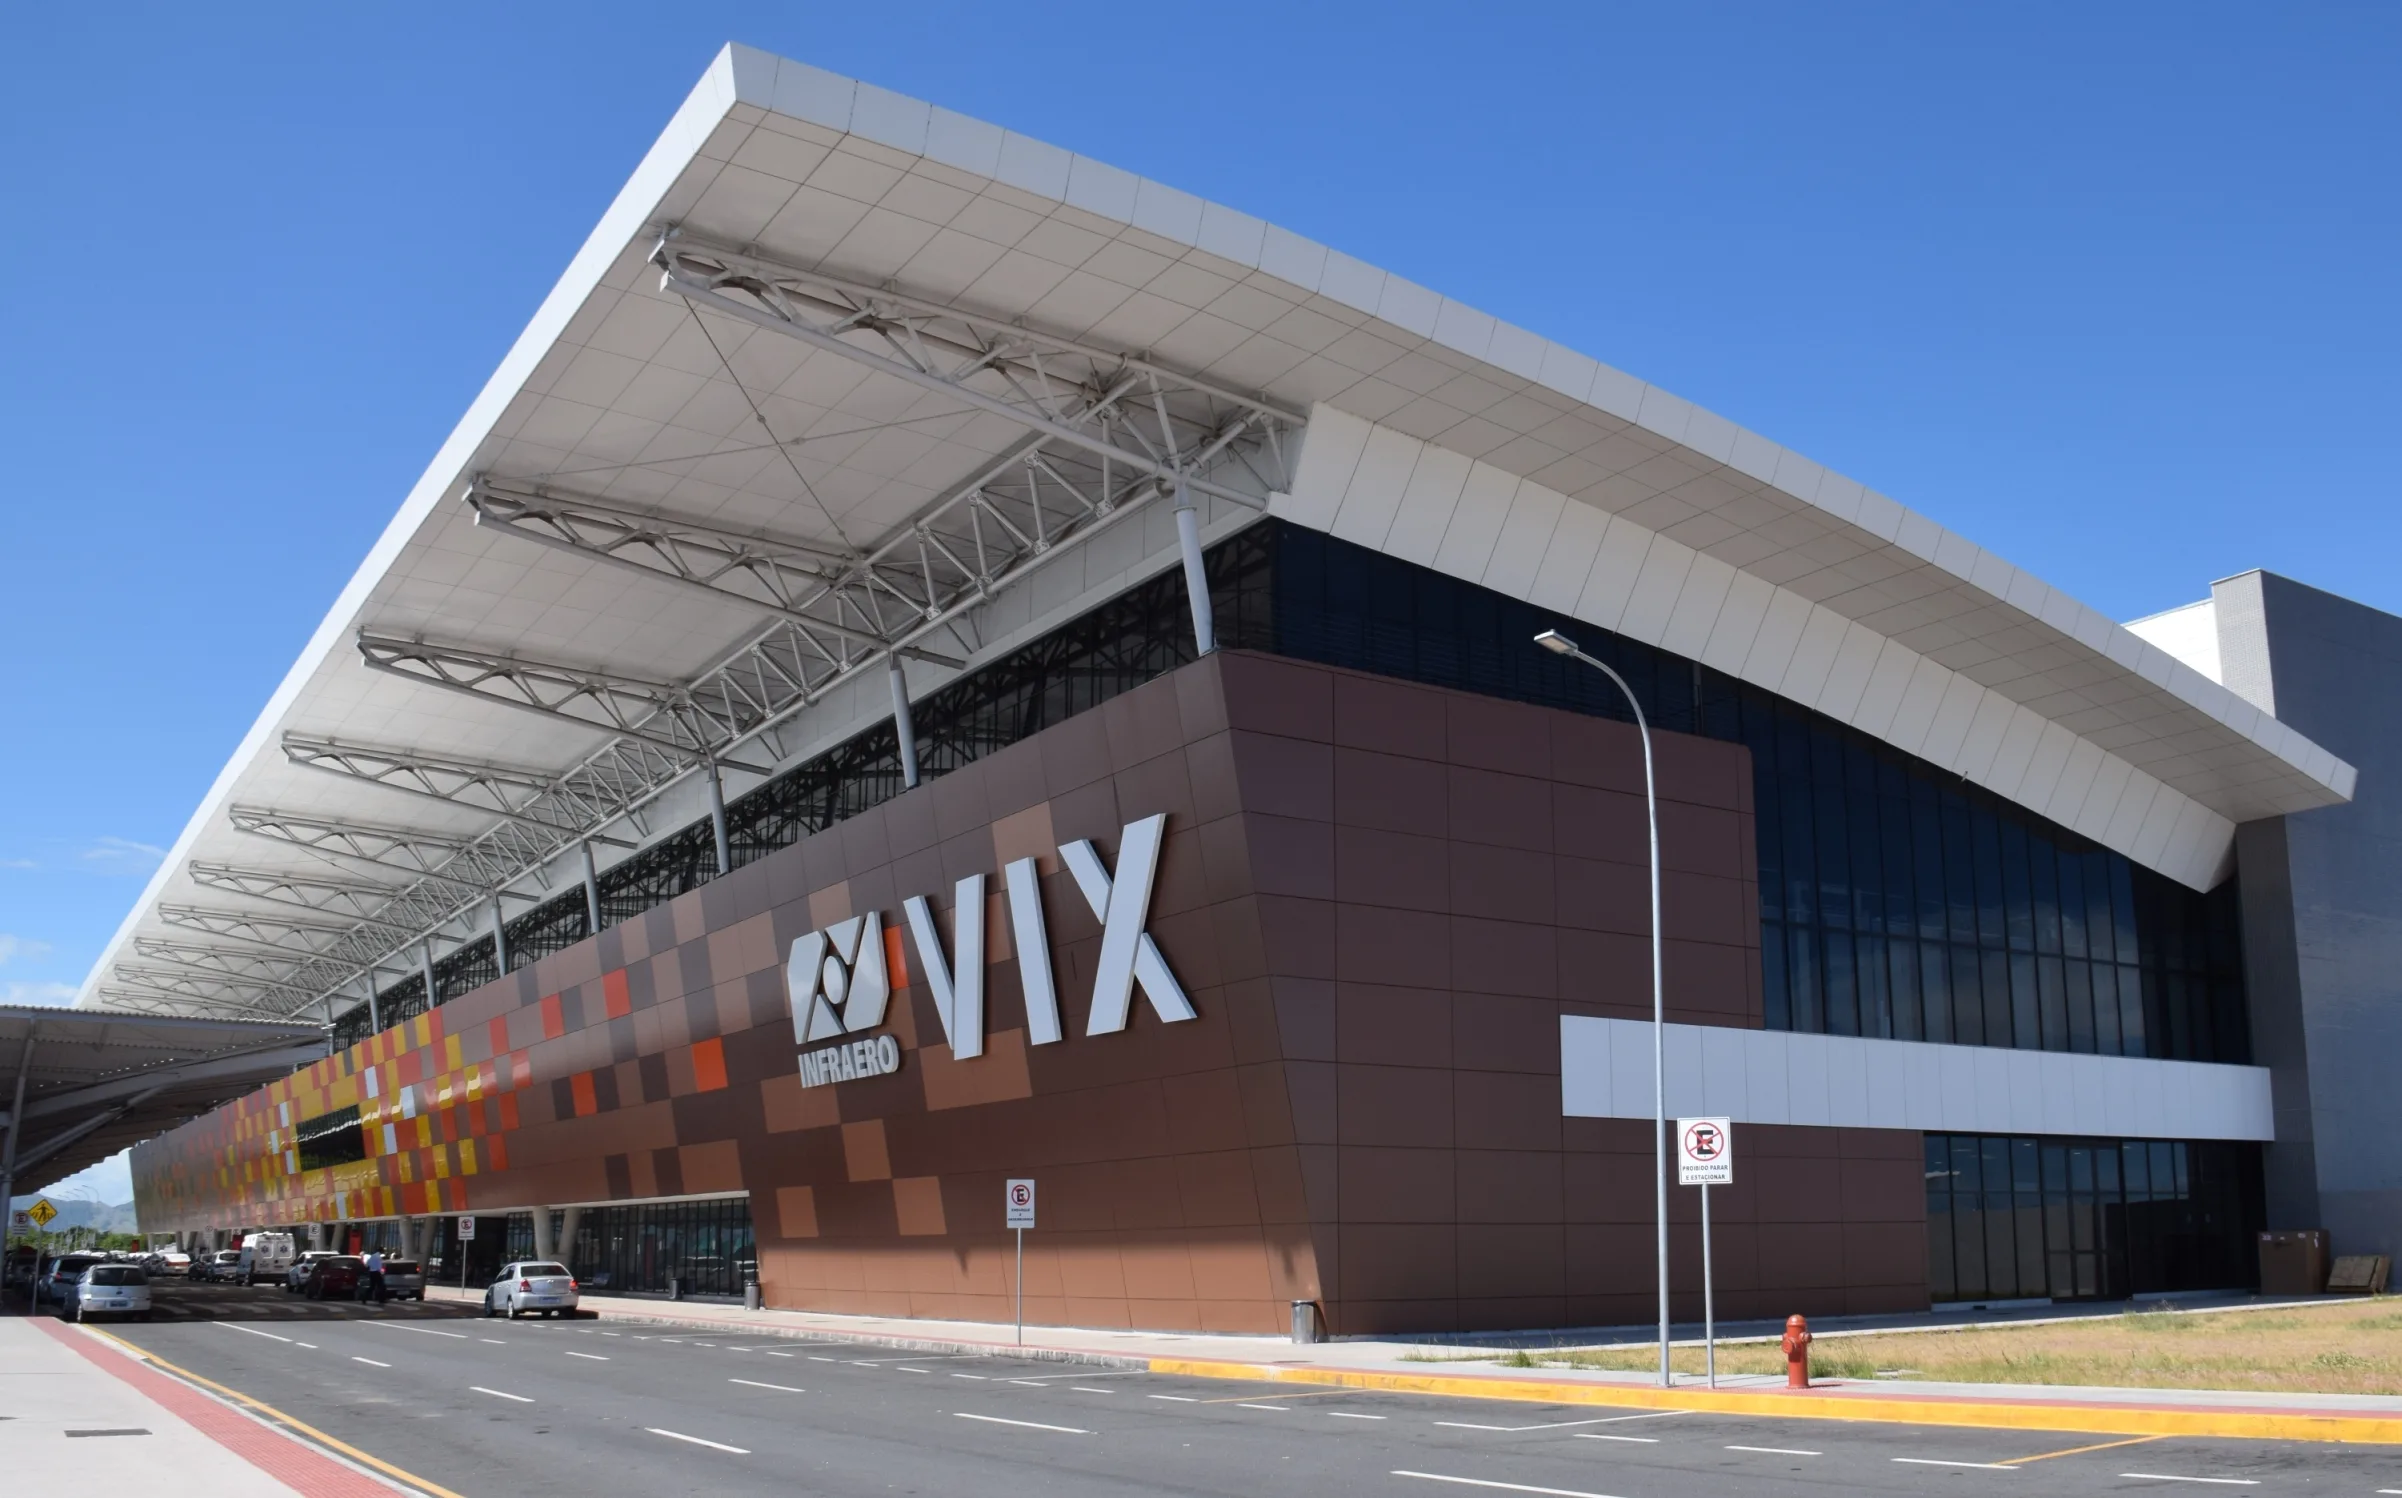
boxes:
[1781,1314,1813,1389]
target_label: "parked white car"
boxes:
[482,1261,579,1319]
[66,1264,152,1322]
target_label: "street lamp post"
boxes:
[1535,628,1671,1389]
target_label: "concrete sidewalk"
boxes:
[0,1309,407,1494]
[431,1285,2402,1442]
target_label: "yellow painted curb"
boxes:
[1147,1358,2402,1445]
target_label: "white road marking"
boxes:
[1071,1387,1116,1395]
[808,1356,835,1362]
[645,1427,749,1454]
[1893,1458,2016,1470]
[1728,1446,1819,1456]
[1148,1395,1198,1402]
[1330,1412,1387,1421]
[480,1339,507,1345]
[1238,1403,1292,1412]
[351,1357,391,1368]
[1393,1472,1621,1498]
[2119,1478,2258,1488]
[955,1412,1091,1435]
[761,1351,792,1357]
[1008,1378,1051,1386]
[659,1338,684,1343]
[1437,1411,1690,1433]
[952,1373,987,1380]
[294,1342,319,1350]
[729,1378,806,1393]
[219,1325,292,1343]
[564,1351,609,1361]
[375,1325,468,1339]
[898,1367,933,1374]
[471,1387,533,1403]
[1572,1435,1658,1444]
[598,1332,620,1337]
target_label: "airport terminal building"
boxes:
[109,46,2402,1334]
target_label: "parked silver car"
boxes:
[65,1264,151,1322]
[33,1253,101,1308]
[382,1258,427,1301]
[483,1261,578,1318]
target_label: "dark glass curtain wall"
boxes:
[1925,1134,2262,1301]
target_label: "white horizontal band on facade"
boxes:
[1559,1016,2274,1142]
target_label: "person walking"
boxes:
[361,1247,386,1303]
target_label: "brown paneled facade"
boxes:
[135,649,1925,1335]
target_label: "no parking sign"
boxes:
[1677,1117,1733,1186]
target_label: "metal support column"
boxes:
[580,841,603,937]
[0,1037,34,1241]
[558,1205,582,1271]
[420,941,440,1014]
[706,758,732,875]
[489,894,510,975]
[888,656,922,790]
[1173,475,1215,655]
[531,1205,555,1262]
[366,972,383,1034]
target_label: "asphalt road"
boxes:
[63,1279,2402,1498]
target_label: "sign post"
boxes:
[1004,1179,1036,1344]
[455,1214,475,1292]
[1676,1118,1733,1389]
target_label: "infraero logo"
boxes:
[789,914,899,1087]
[785,812,1195,1089]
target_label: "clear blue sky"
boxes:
[3,5,2394,1198]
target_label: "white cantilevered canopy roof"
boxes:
[78,43,2352,1025]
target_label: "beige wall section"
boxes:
[1281,406,2240,891]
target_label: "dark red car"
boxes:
[296,1255,365,1300]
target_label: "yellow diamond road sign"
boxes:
[26,1198,57,1229]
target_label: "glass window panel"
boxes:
[1983,1137,2018,1298]
[2067,956,2097,1054]
[1954,1138,1987,1297]
[2002,820,2036,952]
[1815,774,1853,931]
[1880,781,1916,937]
[2086,852,2119,965]
[1953,946,1985,1046]
[1858,934,1892,1039]
[1762,922,1790,1031]
[1926,1136,1956,1303]
[2010,952,2040,1053]
[2031,837,2062,956]
[2038,955,2068,1052]
[1890,933,1923,1041]
[1914,781,1949,943]
[2110,861,2141,972]
[1972,803,2008,950]
[2057,851,2088,959]
[1851,781,1886,935]
[1922,942,1954,1044]
[1824,930,1859,1036]
[1790,925,1821,1034]
[2014,1138,2046,1297]
[2083,960,2119,1056]
[2115,965,2149,1058]
[1944,791,1979,947]
[1982,949,2015,1050]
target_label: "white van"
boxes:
[236,1231,297,1286]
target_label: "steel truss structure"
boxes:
[153,241,1301,1030]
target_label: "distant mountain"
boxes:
[9,1196,139,1235]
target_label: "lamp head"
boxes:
[1533,629,1577,657]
